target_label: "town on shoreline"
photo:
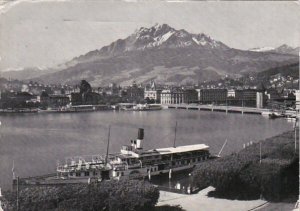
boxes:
[0,78,299,117]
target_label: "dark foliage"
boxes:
[192,130,299,201]
[257,62,299,80]
[3,179,159,211]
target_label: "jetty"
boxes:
[166,104,297,116]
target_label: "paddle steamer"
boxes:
[13,128,212,186]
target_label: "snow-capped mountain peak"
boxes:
[249,47,275,52]
[97,23,230,55]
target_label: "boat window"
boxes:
[76,172,80,177]
[121,172,124,176]
[85,172,89,176]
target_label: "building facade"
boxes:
[144,80,161,103]
[160,88,198,104]
[295,90,300,112]
[199,89,227,104]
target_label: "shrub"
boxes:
[3,179,159,211]
[192,130,299,201]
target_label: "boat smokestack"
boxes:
[138,128,144,140]
[134,128,144,149]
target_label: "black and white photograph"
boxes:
[0,0,299,210]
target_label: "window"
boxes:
[85,172,89,176]
[76,172,80,177]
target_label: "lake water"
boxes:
[0,109,293,190]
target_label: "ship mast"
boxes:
[105,125,111,166]
[173,121,177,148]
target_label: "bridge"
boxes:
[165,104,270,115]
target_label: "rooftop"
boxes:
[152,144,209,155]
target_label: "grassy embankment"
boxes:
[192,130,299,202]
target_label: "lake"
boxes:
[0,109,293,190]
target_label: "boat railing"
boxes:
[140,155,209,167]
[62,154,107,165]
[57,162,112,172]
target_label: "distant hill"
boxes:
[257,62,299,79]
[270,44,299,56]
[2,67,58,81]
[15,24,300,86]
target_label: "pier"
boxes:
[166,104,270,115]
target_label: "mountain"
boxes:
[30,24,298,86]
[2,67,58,81]
[270,44,299,56]
[250,45,299,56]
[249,47,275,52]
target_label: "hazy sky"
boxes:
[0,0,299,71]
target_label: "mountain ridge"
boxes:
[249,44,299,55]
[5,23,299,85]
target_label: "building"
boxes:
[144,80,161,103]
[195,89,201,102]
[199,89,227,104]
[103,83,120,96]
[227,89,235,98]
[160,88,198,104]
[232,89,266,108]
[256,92,264,109]
[122,81,144,103]
[295,90,300,112]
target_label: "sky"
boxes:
[0,0,299,71]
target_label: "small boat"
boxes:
[133,104,162,111]
[261,111,272,117]
[269,112,284,119]
[286,116,297,122]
